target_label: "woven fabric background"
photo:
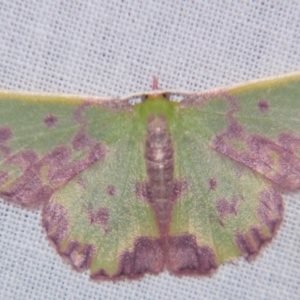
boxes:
[0,1,299,299]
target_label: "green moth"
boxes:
[0,72,299,280]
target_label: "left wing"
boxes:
[0,92,162,279]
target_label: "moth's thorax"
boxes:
[145,115,174,236]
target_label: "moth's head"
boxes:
[142,93,169,103]
[142,76,169,102]
[135,76,183,103]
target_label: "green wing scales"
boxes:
[168,73,300,274]
[0,72,299,280]
[0,93,162,279]
[44,101,163,278]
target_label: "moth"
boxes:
[0,72,299,280]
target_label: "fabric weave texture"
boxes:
[0,1,299,300]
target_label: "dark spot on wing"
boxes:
[0,165,54,207]
[1,140,106,207]
[247,135,300,189]
[72,129,96,151]
[210,93,300,190]
[258,100,269,113]
[39,146,71,180]
[167,234,217,276]
[90,269,109,280]
[43,201,95,271]
[278,133,300,154]
[2,155,39,203]
[170,179,188,202]
[6,150,38,171]
[213,129,300,190]
[216,198,238,220]
[234,187,283,261]
[44,114,58,128]
[62,241,95,271]
[88,206,109,231]
[257,188,283,234]
[235,227,272,261]
[42,202,70,246]
[73,103,90,124]
[49,143,106,186]
[222,119,244,140]
[0,127,12,143]
[135,181,153,203]
[106,185,117,196]
[91,237,164,280]
[208,178,217,190]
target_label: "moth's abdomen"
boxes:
[145,115,174,198]
[145,115,174,237]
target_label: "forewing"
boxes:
[167,73,300,275]
[185,74,300,190]
[0,93,94,206]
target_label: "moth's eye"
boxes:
[141,95,149,102]
[162,93,170,100]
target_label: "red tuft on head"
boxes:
[152,76,159,90]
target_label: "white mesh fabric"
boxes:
[0,1,299,300]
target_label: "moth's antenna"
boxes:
[152,76,159,90]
